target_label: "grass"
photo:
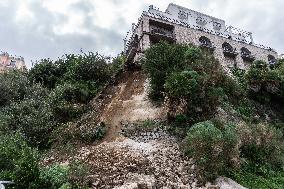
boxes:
[231,169,284,189]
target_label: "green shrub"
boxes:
[63,52,111,84]
[109,55,125,77]
[143,41,188,99]
[184,47,202,62]
[0,133,40,189]
[236,99,256,119]
[165,70,199,98]
[48,83,93,123]
[0,94,55,149]
[67,161,90,188]
[39,164,69,189]
[144,42,242,123]
[231,169,284,189]
[237,123,284,172]
[0,70,29,106]
[28,59,62,89]
[231,66,247,88]
[29,52,113,90]
[185,121,240,182]
[164,70,225,123]
[231,123,284,189]
[246,60,284,104]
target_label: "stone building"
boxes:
[124,3,278,72]
[0,52,26,72]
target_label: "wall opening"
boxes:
[222,42,238,58]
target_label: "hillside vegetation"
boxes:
[0,52,124,188]
[0,42,283,189]
[142,42,284,188]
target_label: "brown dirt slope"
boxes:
[96,70,163,142]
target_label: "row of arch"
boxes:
[198,36,276,64]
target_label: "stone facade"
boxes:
[0,52,26,72]
[124,3,278,72]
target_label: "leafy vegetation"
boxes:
[0,133,40,189]
[246,60,284,104]
[143,41,243,123]
[0,52,124,188]
[0,41,283,188]
[0,70,29,106]
[144,42,284,188]
[185,120,240,183]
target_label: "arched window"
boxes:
[222,42,237,58]
[199,36,212,47]
[222,42,234,52]
[241,47,255,62]
[241,47,251,56]
[268,55,276,64]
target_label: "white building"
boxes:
[124,3,278,71]
[0,52,26,72]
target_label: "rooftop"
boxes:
[124,4,276,53]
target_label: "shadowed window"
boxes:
[268,55,276,64]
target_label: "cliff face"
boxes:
[41,70,248,189]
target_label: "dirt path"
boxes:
[99,71,164,142]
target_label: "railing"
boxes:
[141,8,276,52]
[241,52,255,62]
[150,25,174,39]
[223,48,238,58]
[200,43,216,51]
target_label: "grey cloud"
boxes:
[0,0,283,69]
[0,0,126,68]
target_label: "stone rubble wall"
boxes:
[120,121,170,142]
[174,23,277,71]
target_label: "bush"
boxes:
[67,161,90,188]
[0,93,55,149]
[231,169,284,189]
[144,42,242,123]
[143,41,188,99]
[63,52,111,84]
[236,98,256,119]
[185,121,240,182]
[39,164,69,189]
[28,59,63,89]
[0,133,40,189]
[29,52,113,90]
[48,83,94,123]
[230,123,284,189]
[246,60,284,104]
[237,123,284,171]
[0,70,29,106]
[109,54,125,77]
[165,70,199,98]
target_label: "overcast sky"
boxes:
[0,0,283,68]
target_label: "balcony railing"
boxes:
[200,43,216,51]
[150,25,175,39]
[223,49,238,58]
[241,53,255,62]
